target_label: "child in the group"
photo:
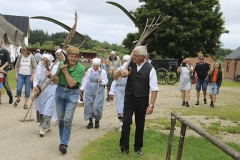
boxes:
[207,62,222,108]
[0,70,7,104]
[106,67,114,105]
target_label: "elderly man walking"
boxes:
[108,51,121,73]
[46,46,85,154]
[119,46,159,156]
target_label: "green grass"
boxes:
[221,79,240,87]
[79,127,240,160]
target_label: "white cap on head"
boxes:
[36,49,40,52]
[92,58,101,66]
[55,49,66,61]
[49,54,54,62]
[110,51,116,54]
[56,49,66,54]
[42,54,52,62]
[122,55,131,61]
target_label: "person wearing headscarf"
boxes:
[55,49,66,66]
[33,54,57,137]
[80,58,108,129]
[45,46,85,154]
[109,55,131,132]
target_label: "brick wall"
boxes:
[224,60,240,80]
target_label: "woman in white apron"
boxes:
[33,54,58,137]
[80,58,108,129]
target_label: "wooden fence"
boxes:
[166,112,240,160]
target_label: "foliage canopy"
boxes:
[122,0,229,60]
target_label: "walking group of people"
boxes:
[2,36,223,157]
[178,55,222,108]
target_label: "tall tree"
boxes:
[122,0,229,60]
[29,30,49,46]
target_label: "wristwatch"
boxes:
[149,104,154,108]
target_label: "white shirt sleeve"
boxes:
[100,69,108,85]
[80,68,91,91]
[109,80,117,95]
[149,67,159,92]
[33,66,40,87]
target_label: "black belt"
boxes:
[58,84,79,89]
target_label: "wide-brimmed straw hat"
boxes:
[66,46,79,55]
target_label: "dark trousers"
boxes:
[120,93,148,150]
[3,76,13,97]
[107,87,110,102]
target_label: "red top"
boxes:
[0,71,7,83]
[211,70,218,82]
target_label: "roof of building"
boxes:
[225,46,240,60]
[0,14,25,46]
[3,14,30,37]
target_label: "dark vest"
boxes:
[125,62,153,97]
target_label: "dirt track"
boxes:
[0,85,239,160]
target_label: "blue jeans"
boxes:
[17,74,31,98]
[196,78,208,91]
[55,85,80,146]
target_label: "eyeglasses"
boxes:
[132,54,141,57]
[199,58,204,60]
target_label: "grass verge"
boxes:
[79,126,240,160]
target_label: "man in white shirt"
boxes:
[119,46,159,156]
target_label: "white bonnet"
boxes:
[55,49,66,61]
[42,54,54,62]
[49,54,54,62]
[122,55,131,61]
[92,58,101,66]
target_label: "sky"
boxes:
[1,0,240,50]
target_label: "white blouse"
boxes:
[19,55,31,75]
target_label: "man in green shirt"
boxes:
[0,39,13,104]
[46,46,85,154]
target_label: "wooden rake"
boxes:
[116,15,167,84]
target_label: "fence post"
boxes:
[176,123,187,160]
[166,117,176,160]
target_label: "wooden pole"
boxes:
[171,112,240,160]
[176,123,187,160]
[166,117,176,160]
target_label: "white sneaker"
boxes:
[39,129,45,137]
[107,103,110,106]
